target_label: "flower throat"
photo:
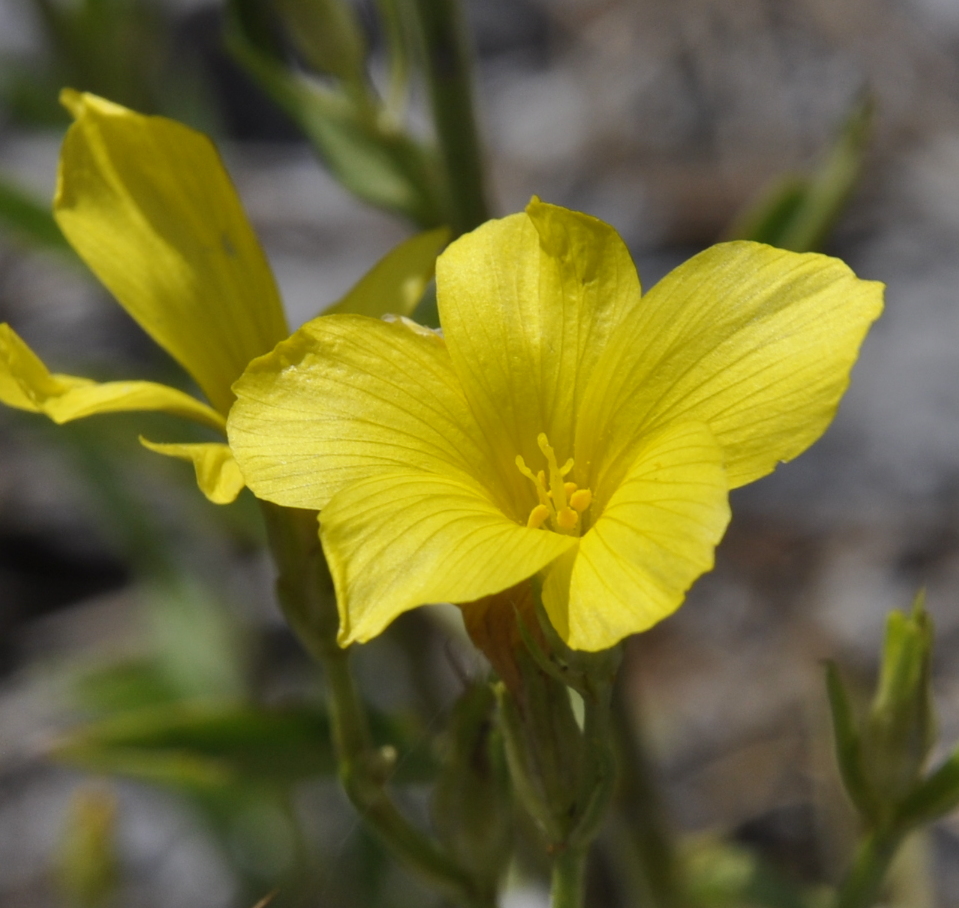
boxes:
[515,434,592,534]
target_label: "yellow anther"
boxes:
[527,504,550,529]
[570,488,592,512]
[517,434,592,534]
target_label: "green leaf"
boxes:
[0,173,73,252]
[53,701,437,792]
[896,745,959,829]
[52,703,336,788]
[225,0,445,228]
[728,94,873,252]
[825,661,880,823]
[73,659,187,715]
[324,226,449,319]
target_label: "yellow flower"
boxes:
[228,199,883,651]
[0,91,447,504]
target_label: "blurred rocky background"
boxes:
[2,0,959,905]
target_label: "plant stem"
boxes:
[833,830,901,908]
[259,502,487,907]
[551,846,588,908]
[406,0,490,234]
[611,676,686,908]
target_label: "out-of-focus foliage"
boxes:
[727,95,873,252]
[57,786,120,908]
[2,0,169,124]
[225,0,446,227]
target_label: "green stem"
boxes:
[611,677,686,908]
[551,846,588,908]
[406,0,490,234]
[833,830,901,908]
[259,502,487,908]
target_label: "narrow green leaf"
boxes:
[723,178,806,249]
[324,226,449,319]
[728,94,873,252]
[896,746,959,829]
[52,702,437,789]
[825,661,880,823]
[52,703,336,785]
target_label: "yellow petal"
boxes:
[139,438,245,504]
[577,241,883,502]
[54,90,288,415]
[228,314,505,512]
[320,470,577,646]
[436,199,640,482]
[0,324,225,431]
[543,422,730,651]
[324,226,450,319]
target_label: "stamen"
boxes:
[570,489,592,512]
[527,504,550,529]
[537,433,571,513]
[516,433,592,534]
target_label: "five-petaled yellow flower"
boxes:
[0,91,446,504]
[228,200,884,651]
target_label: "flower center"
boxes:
[515,433,592,534]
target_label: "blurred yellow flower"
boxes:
[0,91,446,504]
[229,199,883,651]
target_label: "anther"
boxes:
[556,507,579,529]
[564,481,578,498]
[570,489,592,512]
[527,504,550,529]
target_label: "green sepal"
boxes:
[825,660,881,824]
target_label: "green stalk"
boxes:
[259,503,489,908]
[406,0,490,234]
[551,846,588,908]
[833,830,901,908]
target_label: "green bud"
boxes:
[495,648,586,845]
[431,683,512,892]
[273,0,367,84]
[862,591,936,813]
